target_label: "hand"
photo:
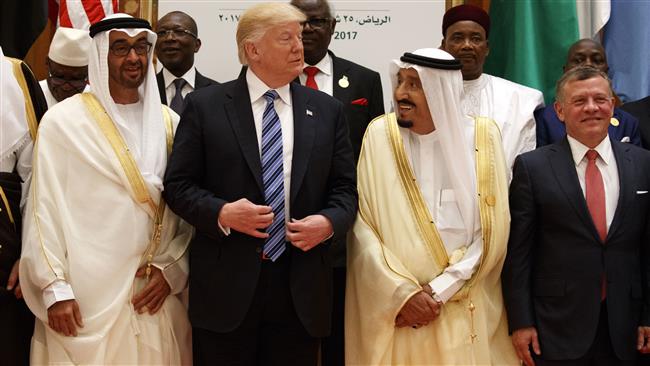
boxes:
[132,266,170,315]
[219,198,273,239]
[285,215,333,251]
[637,326,650,353]
[6,259,22,299]
[394,291,440,328]
[512,326,541,366]
[48,299,83,337]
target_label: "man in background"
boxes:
[39,27,91,108]
[290,0,384,364]
[536,39,641,148]
[155,11,218,115]
[440,4,544,176]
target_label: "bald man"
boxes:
[535,39,641,148]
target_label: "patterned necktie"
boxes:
[261,90,286,261]
[304,66,319,90]
[169,78,187,115]
[585,149,607,299]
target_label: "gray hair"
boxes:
[555,66,612,103]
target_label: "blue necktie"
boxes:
[261,90,285,261]
[169,78,187,114]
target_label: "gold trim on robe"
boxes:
[8,57,39,141]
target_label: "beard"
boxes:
[118,60,147,88]
[396,119,414,128]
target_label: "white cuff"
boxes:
[218,219,231,236]
[428,273,466,304]
[43,280,75,309]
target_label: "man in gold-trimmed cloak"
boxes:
[19,14,191,365]
[346,48,518,365]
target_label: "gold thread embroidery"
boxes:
[385,113,449,269]
[0,187,15,226]
[8,58,39,141]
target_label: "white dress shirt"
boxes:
[401,128,483,303]
[567,135,619,229]
[298,52,333,96]
[162,67,196,103]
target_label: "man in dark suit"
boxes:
[503,66,650,366]
[289,1,382,363]
[622,96,650,149]
[163,3,357,365]
[154,11,218,114]
[536,39,641,148]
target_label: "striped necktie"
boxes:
[261,90,286,261]
[169,78,187,114]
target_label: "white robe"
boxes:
[462,73,544,177]
[20,93,192,365]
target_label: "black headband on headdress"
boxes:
[89,17,151,38]
[400,53,462,70]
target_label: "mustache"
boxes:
[396,99,416,107]
[396,119,413,128]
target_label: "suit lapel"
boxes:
[290,83,315,205]
[607,140,633,241]
[331,51,352,103]
[156,71,167,104]
[195,71,209,88]
[548,138,602,241]
[225,75,264,193]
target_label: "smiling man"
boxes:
[20,14,192,365]
[163,3,357,365]
[155,11,218,115]
[346,48,518,365]
[503,66,650,366]
[441,4,544,177]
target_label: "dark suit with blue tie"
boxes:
[163,69,357,365]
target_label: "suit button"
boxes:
[255,246,262,253]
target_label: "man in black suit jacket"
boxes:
[622,96,650,149]
[290,1,383,363]
[163,3,357,366]
[503,66,650,366]
[154,11,217,113]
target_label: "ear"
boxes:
[194,38,202,53]
[330,18,336,33]
[440,38,446,50]
[244,42,259,63]
[554,100,566,124]
[485,39,490,57]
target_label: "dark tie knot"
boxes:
[586,149,599,162]
[263,90,279,103]
[173,78,187,91]
[304,66,319,77]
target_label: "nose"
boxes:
[584,97,599,112]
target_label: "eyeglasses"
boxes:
[109,42,152,57]
[302,18,331,29]
[48,73,88,89]
[156,28,197,39]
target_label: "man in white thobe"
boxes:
[440,4,544,176]
[20,14,192,365]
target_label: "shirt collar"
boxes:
[163,66,196,89]
[567,134,614,166]
[305,52,333,76]
[246,67,292,106]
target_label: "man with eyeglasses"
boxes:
[536,39,641,148]
[39,27,91,107]
[503,66,650,365]
[289,1,383,364]
[154,11,218,115]
[20,14,192,365]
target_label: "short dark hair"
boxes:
[555,66,612,103]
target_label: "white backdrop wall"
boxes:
[157,1,446,110]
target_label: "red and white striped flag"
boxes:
[49,0,118,30]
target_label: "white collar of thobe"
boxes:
[463,73,488,92]
[163,66,196,89]
[246,67,292,106]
